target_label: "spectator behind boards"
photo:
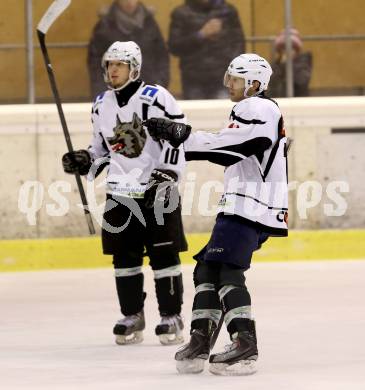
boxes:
[168,0,245,100]
[87,0,169,99]
[269,28,312,97]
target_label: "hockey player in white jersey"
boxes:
[62,41,187,346]
[145,53,288,375]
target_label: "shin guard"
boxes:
[154,266,183,316]
[115,267,145,316]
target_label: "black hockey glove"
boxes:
[144,169,178,209]
[62,149,92,176]
[144,118,191,148]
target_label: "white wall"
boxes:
[1,96,364,239]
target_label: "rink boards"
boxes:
[1,229,365,272]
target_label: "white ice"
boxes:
[1,260,365,390]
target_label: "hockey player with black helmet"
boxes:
[145,53,289,375]
[62,41,187,346]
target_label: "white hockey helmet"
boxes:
[224,53,272,97]
[102,41,142,91]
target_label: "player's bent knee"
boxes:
[149,253,180,270]
[112,251,144,268]
[219,263,246,288]
[193,261,220,287]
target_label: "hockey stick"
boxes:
[37,0,95,235]
[285,137,293,154]
[209,312,224,350]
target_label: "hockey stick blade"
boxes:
[37,0,71,34]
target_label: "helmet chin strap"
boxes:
[243,79,261,97]
[107,79,132,92]
[105,68,139,92]
[243,86,252,98]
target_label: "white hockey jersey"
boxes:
[89,82,186,198]
[184,95,288,236]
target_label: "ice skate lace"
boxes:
[223,339,239,352]
[160,315,183,329]
[223,331,254,352]
[118,314,142,327]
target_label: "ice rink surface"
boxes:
[1,260,365,390]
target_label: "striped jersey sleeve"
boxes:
[184,99,273,166]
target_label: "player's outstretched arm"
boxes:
[144,118,191,148]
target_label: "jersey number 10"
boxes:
[164,148,180,165]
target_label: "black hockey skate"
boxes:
[209,319,258,376]
[175,328,213,374]
[155,314,184,345]
[113,311,145,345]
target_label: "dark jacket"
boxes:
[269,52,313,97]
[87,2,169,99]
[168,0,245,85]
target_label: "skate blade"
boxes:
[176,358,205,374]
[209,359,257,376]
[158,333,184,345]
[115,331,143,345]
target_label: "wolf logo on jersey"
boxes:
[107,113,146,158]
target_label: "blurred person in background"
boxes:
[87,0,169,99]
[269,28,312,97]
[168,0,245,100]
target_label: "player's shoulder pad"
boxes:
[230,99,263,125]
[92,90,113,115]
[139,84,169,105]
[255,95,282,118]
[231,99,251,117]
